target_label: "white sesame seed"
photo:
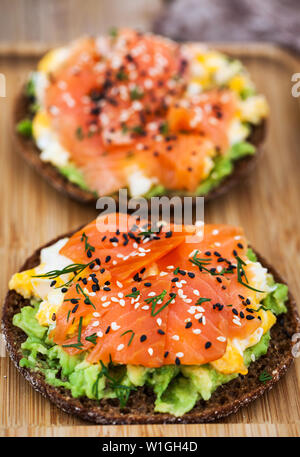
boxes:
[193,289,200,296]
[102,301,111,308]
[117,344,124,351]
[93,312,100,317]
[193,329,201,334]
[92,321,99,327]
[214,242,221,247]
[97,331,103,338]
[119,299,125,307]
[212,229,219,235]
[156,318,162,326]
[172,335,179,341]
[176,352,184,358]
[111,322,120,331]
[216,336,226,342]
[148,348,153,356]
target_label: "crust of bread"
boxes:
[13,90,266,204]
[2,230,298,424]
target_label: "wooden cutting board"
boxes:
[0,43,300,437]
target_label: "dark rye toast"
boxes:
[2,230,298,424]
[13,89,266,205]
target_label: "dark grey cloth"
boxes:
[153,0,300,53]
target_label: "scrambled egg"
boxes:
[211,260,276,375]
[9,238,72,326]
[185,46,269,145]
[32,111,70,167]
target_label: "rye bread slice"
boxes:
[2,230,299,424]
[13,90,266,205]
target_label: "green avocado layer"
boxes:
[13,256,288,416]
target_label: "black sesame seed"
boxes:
[109,237,118,243]
[144,282,152,287]
[233,250,238,257]
[140,334,147,342]
[95,258,101,266]
[240,311,245,319]
[61,287,68,293]
[165,231,173,238]
[175,357,181,365]
[100,268,105,274]
[188,272,195,278]
[246,315,255,320]
[178,269,186,275]
[237,243,244,249]
[132,287,137,292]
[246,298,251,305]
[105,326,111,334]
[185,322,192,329]
[105,255,111,263]
[140,267,146,274]
[103,287,111,291]
[205,341,212,349]
[164,351,169,358]
[84,298,90,305]
[50,280,56,287]
[216,277,222,283]
[171,277,179,282]
[158,329,165,335]
[72,304,79,313]
[205,251,211,256]
[87,249,92,258]
[101,236,107,241]
[214,251,221,257]
[232,308,238,316]
[239,294,245,300]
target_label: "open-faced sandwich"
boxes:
[15,28,268,203]
[2,213,298,423]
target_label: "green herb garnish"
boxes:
[76,283,96,309]
[259,370,272,383]
[121,330,135,346]
[236,256,265,293]
[196,298,211,305]
[125,290,140,299]
[116,69,128,81]
[145,290,176,317]
[75,126,84,140]
[92,360,136,407]
[159,121,169,136]
[81,232,95,255]
[16,119,32,137]
[85,333,97,345]
[33,260,95,287]
[109,27,118,38]
[130,87,144,100]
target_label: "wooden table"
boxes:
[0,0,300,438]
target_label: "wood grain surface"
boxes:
[0,33,300,437]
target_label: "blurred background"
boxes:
[0,0,299,52]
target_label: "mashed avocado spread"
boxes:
[13,250,288,416]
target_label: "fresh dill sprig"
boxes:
[32,260,95,287]
[121,330,135,346]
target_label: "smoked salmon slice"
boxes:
[53,215,267,368]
